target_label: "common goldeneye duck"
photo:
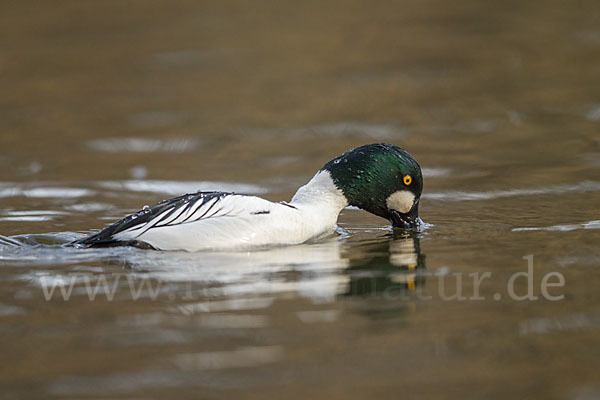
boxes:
[72,143,423,251]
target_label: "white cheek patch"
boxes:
[386,190,415,213]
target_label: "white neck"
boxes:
[290,170,348,224]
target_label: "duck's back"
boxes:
[72,191,325,251]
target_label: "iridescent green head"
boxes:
[322,143,423,228]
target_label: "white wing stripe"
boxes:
[155,203,190,227]
[111,193,258,242]
[171,201,202,225]
[186,197,218,222]
[179,196,210,222]
[203,205,223,220]
[192,198,220,221]
[135,196,222,233]
[121,207,174,235]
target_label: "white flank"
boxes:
[113,171,348,251]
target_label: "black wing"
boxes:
[71,191,233,249]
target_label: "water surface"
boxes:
[1,1,599,399]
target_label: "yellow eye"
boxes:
[403,175,412,186]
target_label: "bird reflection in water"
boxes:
[343,231,426,299]
[0,228,426,309]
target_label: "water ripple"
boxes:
[0,210,69,222]
[172,345,284,370]
[512,220,600,232]
[424,181,600,201]
[87,137,200,152]
[96,180,268,195]
[0,184,94,199]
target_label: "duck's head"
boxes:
[322,143,423,229]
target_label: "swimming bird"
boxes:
[72,143,423,251]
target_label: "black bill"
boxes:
[388,202,419,229]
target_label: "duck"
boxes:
[72,143,423,251]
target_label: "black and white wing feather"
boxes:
[72,191,241,249]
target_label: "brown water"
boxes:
[1,1,599,399]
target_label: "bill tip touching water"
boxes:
[71,143,423,251]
